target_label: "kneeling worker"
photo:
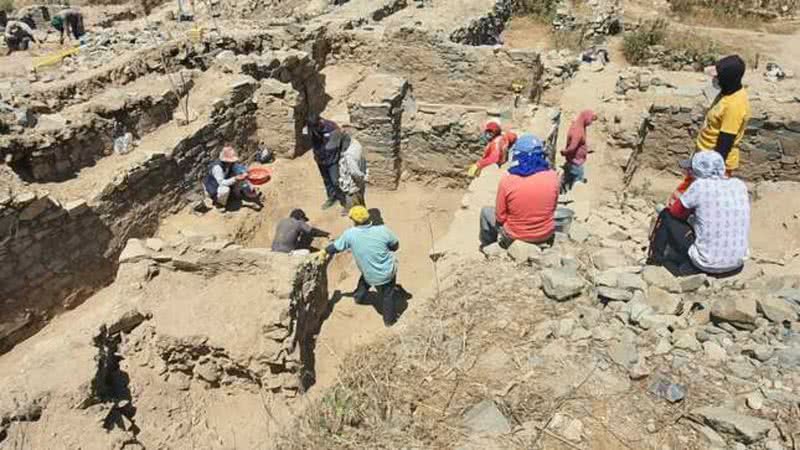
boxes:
[4,20,37,55]
[202,146,262,210]
[271,209,330,254]
[323,206,400,327]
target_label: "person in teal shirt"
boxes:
[325,206,400,326]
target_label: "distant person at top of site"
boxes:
[468,119,518,177]
[271,209,330,254]
[51,9,85,45]
[4,20,37,55]
[669,55,750,206]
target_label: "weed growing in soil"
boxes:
[622,19,668,65]
[0,0,14,13]
[515,0,560,21]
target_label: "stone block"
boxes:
[711,296,758,330]
[541,268,586,301]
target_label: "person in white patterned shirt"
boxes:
[648,151,750,276]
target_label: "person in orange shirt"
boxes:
[468,120,518,177]
[479,134,559,250]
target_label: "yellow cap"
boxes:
[348,206,370,224]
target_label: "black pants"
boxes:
[354,275,397,325]
[649,209,699,276]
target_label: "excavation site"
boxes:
[1,0,800,448]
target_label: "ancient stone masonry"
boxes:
[632,103,800,182]
[324,26,545,105]
[449,0,514,46]
[0,193,111,354]
[0,238,329,445]
[552,0,623,43]
[668,0,799,17]
[238,50,329,158]
[117,238,330,394]
[402,104,489,186]
[348,74,412,189]
[2,74,194,181]
[0,77,259,354]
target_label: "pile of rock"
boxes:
[481,196,800,448]
[62,27,171,72]
[614,68,676,95]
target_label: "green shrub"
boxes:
[515,0,560,20]
[622,19,668,65]
[0,0,14,13]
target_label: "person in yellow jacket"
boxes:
[695,54,751,173]
[669,55,750,206]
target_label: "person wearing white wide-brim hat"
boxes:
[202,146,262,210]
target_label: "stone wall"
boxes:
[326,27,544,106]
[668,0,799,17]
[239,50,330,158]
[0,77,259,354]
[348,74,412,189]
[449,0,513,46]
[0,193,112,353]
[635,103,800,181]
[402,104,487,186]
[2,76,192,181]
[116,237,330,393]
[552,0,623,43]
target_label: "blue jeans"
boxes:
[317,162,342,202]
[560,163,585,194]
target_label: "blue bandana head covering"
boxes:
[508,133,550,177]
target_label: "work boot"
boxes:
[321,198,337,210]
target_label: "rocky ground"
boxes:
[1,0,800,449]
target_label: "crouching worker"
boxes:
[480,134,559,250]
[202,146,263,210]
[648,151,750,277]
[271,209,330,254]
[323,206,400,327]
[4,20,37,55]
[468,119,518,177]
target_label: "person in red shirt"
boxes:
[560,109,597,194]
[479,134,560,250]
[468,120,518,177]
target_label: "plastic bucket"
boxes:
[554,207,575,234]
[247,167,272,185]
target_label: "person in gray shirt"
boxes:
[271,209,330,253]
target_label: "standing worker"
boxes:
[307,113,342,210]
[323,206,401,327]
[4,20,37,55]
[202,146,263,211]
[51,9,85,45]
[668,55,750,206]
[329,129,368,211]
[560,110,597,194]
[271,209,330,254]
